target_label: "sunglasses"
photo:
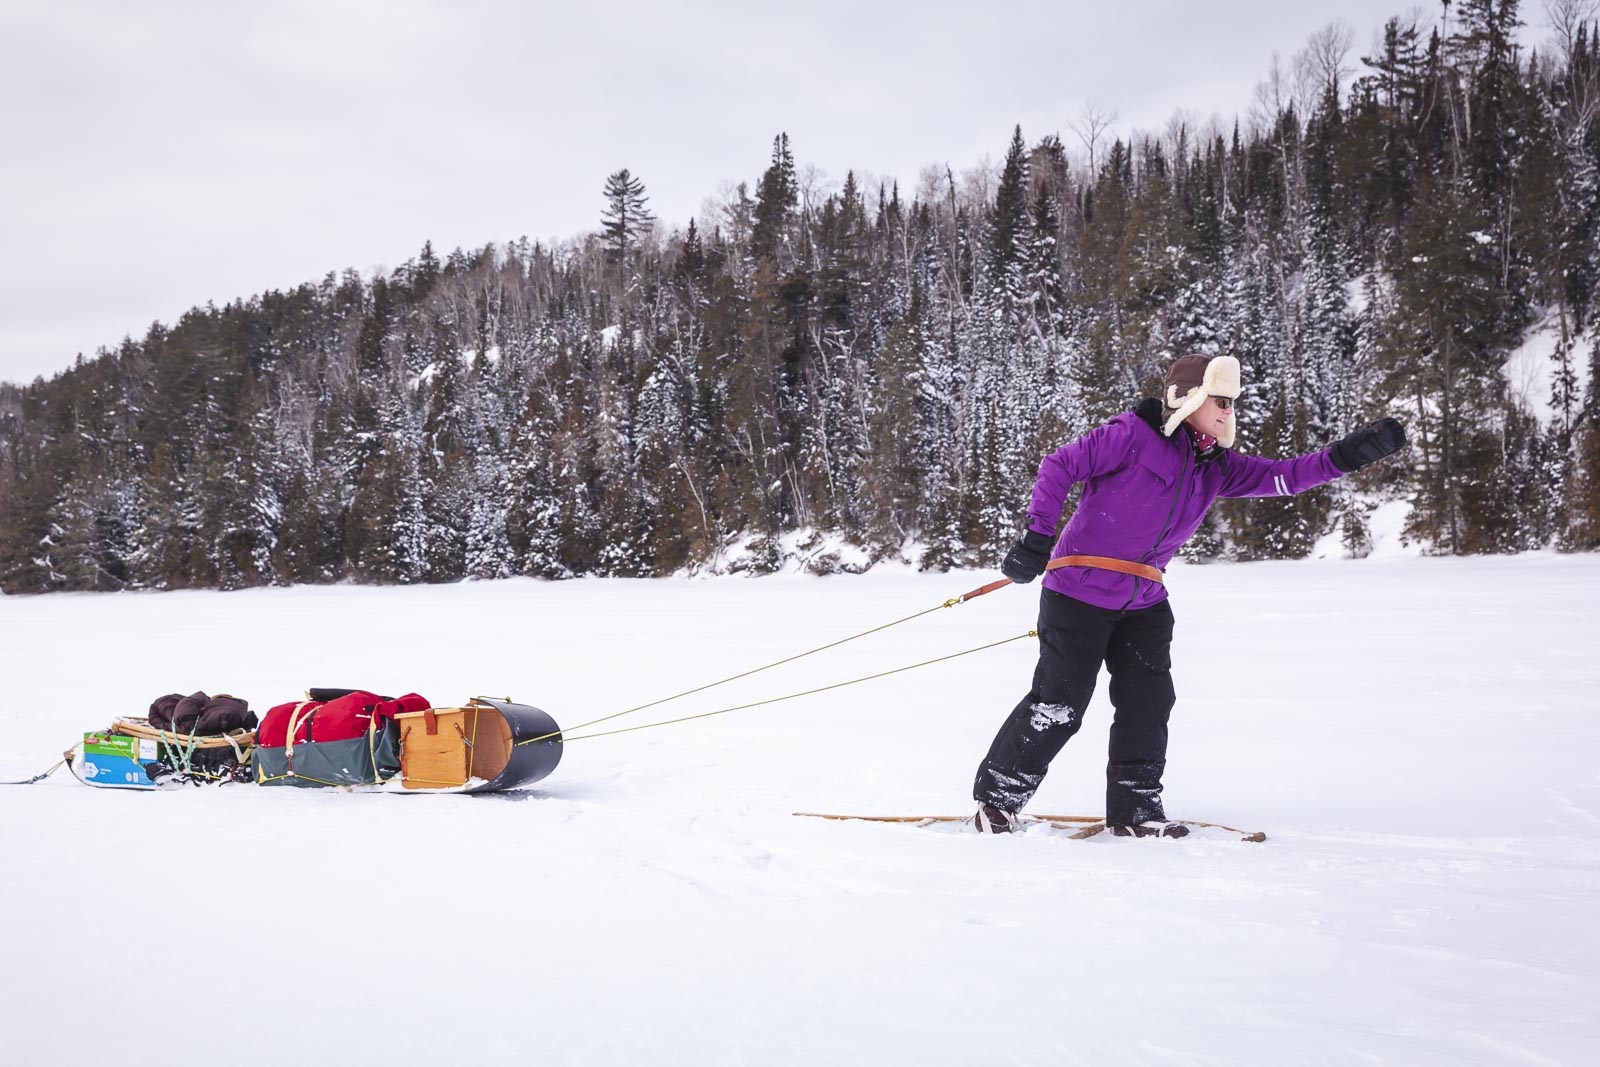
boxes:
[1213,396,1236,410]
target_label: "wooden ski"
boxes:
[792,812,1266,842]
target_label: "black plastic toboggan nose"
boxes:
[462,697,563,793]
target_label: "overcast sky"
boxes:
[0,1,1560,385]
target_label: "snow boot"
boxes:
[974,803,1021,834]
[1108,820,1189,839]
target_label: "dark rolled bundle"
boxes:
[147,691,257,735]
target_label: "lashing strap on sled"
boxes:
[282,700,316,772]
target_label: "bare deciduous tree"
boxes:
[1547,0,1600,125]
[1251,52,1289,136]
[797,163,834,218]
[1547,0,1599,55]
[1296,20,1355,103]
[1068,98,1118,177]
[958,154,996,210]
[1163,109,1199,173]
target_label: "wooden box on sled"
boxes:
[394,698,564,792]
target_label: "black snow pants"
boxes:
[972,587,1177,825]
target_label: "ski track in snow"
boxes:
[1,554,1597,1065]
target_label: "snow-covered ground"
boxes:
[1502,307,1592,427]
[2,554,1597,1065]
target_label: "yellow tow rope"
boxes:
[557,630,1037,742]
[517,578,1031,746]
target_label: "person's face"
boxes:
[1184,394,1233,438]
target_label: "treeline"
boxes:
[3,0,1599,593]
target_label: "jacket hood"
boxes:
[1134,397,1165,432]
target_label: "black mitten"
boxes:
[1330,417,1406,473]
[1001,530,1054,584]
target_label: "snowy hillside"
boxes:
[2,554,1596,1065]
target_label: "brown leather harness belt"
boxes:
[954,554,1165,604]
[1045,554,1164,584]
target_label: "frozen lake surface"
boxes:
[2,553,1596,1065]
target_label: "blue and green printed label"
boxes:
[81,732,159,788]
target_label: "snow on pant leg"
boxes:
[1103,599,1177,825]
[972,589,1115,812]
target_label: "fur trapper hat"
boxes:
[1161,353,1241,448]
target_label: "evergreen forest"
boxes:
[3,0,1598,593]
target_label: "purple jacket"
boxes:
[1027,399,1345,610]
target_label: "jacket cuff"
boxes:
[1021,528,1056,548]
[1327,443,1357,474]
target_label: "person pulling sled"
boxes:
[972,353,1405,837]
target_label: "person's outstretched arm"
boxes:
[1219,417,1406,499]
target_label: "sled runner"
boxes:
[792,812,1267,842]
